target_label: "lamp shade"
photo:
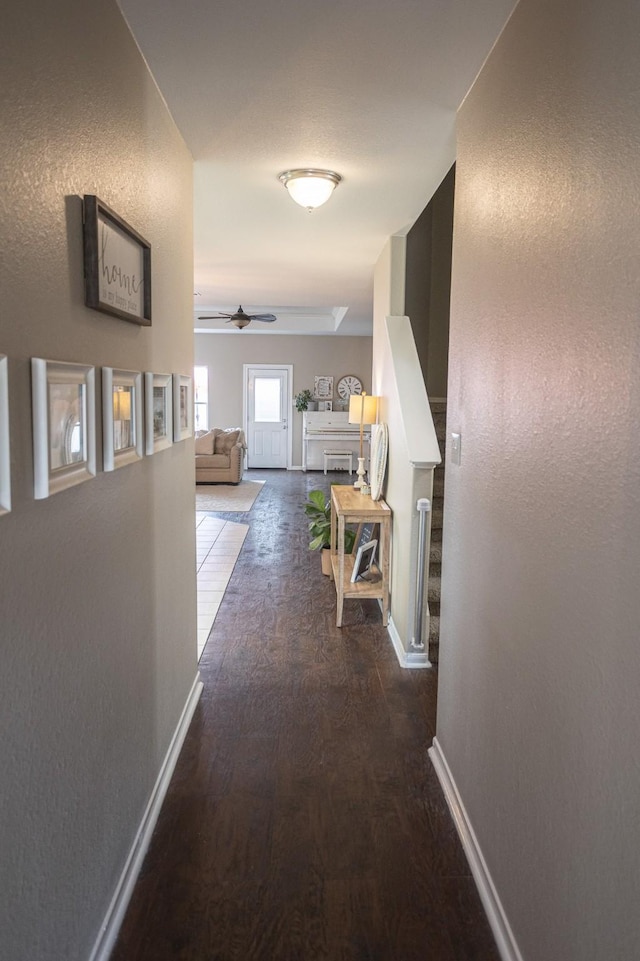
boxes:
[278,169,342,211]
[348,393,378,425]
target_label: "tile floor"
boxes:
[195,512,248,658]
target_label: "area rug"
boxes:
[195,479,265,513]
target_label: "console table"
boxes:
[329,485,391,627]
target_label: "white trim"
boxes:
[242,363,293,469]
[89,672,204,961]
[386,613,432,669]
[385,317,441,468]
[428,737,524,961]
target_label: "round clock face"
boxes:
[337,375,363,399]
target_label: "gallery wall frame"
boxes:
[145,372,173,455]
[0,355,10,515]
[173,374,193,443]
[31,358,96,499]
[313,375,334,400]
[83,195,152,326]
[103,368,143,471]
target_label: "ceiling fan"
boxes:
[197,305,277,330]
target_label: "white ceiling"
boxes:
[118,0,515,336]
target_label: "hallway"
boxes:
[112,470,498,961]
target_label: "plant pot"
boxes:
[321,548,332,577]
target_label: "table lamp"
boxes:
[348,392,379,490]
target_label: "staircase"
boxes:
[428,400,446,663]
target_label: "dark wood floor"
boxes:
[111,470,499,961]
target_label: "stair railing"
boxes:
[412,497,432,651]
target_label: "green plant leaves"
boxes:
[305,489,327,512]
[295,389,313,412]
[303,489,356,553]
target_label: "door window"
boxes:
[254,377,281,422]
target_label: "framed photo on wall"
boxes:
[0,355,10,515]
[83,195,152,326]
[145,372,173,455]
[314,375,333,400]
[102,368,143,471]
[172,374,193,442]
[31,358,96,499]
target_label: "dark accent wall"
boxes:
[405,165,455,397]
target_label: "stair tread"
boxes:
[428,575,440,603]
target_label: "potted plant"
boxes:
[304,489,355,575]
[295,389,314,412]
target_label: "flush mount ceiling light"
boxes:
[278,168,342,211]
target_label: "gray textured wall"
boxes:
[438,0,640,958]
[0,1,195,958]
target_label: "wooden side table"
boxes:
[329,485,392,627]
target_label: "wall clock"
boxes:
[336,375,363,400]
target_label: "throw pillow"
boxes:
[214,429,240,454]
[194,430,216,455]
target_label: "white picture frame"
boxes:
[172,374,193,442]
[0,355,10,515]
[31,358,96,499]
[103,368,143,471]
[351,539,378,582]
[145,372,173,455]
[314,375,334,400]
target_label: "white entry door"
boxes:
[245,366,290,468]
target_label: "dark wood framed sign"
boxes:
[83,195,152,326]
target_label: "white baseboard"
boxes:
[89,672,204,961]
[428,737,524,961]
[387,614,432,669]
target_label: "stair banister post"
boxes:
[412,497,432,651]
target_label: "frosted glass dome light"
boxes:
[278,168,342,211]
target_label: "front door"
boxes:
[245,366,289,468]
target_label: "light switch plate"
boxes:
[451,432,461,466]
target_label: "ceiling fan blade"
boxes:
[249,314,277,322]
[198,313,232,320]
